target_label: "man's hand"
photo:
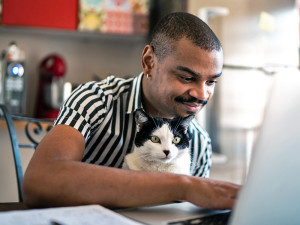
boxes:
[182,176,240,210]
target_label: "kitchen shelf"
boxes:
[0,25,148,43]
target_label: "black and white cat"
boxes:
[122,109,194,175]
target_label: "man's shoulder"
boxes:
[83,75,134,88]
[77,75,136,95]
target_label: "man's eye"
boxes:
[180,76,194,82]
[207,80,218,86]
[151,136,160,143]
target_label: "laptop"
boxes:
[119,68,300,225]
[229,68,300,224]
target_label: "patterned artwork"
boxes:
[78,0,106,31]
[78,0,149,34]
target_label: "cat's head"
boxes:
[134,109,194,163]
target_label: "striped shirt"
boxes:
[54,73,212,177]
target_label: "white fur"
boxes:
[122,124,191,175]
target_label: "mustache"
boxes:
[174,96,208,105]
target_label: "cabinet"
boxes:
[2,0,77,30]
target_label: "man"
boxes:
[23,12,240,209]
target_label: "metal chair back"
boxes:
[0,104,53,202]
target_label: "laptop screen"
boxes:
[229,68,300,225]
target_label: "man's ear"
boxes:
[141,45,155,74]
[135,109,150,132]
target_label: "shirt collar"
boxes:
[126,72,144,114]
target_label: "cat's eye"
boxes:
[173,137,181,144]
[151,136,160,143]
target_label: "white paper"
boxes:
[0,204,142,225]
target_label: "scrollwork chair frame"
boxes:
[0,104,53,202]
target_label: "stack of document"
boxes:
[0,204,142,225]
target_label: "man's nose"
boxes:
[188,84,209,100]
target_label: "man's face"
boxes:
[142,38,223,118]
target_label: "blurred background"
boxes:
[0,0,299,201]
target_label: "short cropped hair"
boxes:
[150,12,222,61]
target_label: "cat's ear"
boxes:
[180,115,194,133]
[135,109,150,132]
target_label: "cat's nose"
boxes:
[163,150,170,156]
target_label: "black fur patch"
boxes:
[134,110,193,149]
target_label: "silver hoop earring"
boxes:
[146,73,151,80]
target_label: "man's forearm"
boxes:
[23,159,239,210]
[22,160,187,208]
[22,125,239,210]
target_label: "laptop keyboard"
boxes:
[167,211,231,225]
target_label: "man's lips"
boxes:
[182,102,201,112]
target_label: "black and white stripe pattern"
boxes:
[54,73,212,177]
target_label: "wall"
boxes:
[0,0,188,118]
[188,0,298,67]
[0,29,147,117]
